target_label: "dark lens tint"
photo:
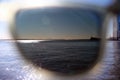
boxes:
[14,7,104,75]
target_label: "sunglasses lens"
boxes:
[14,7,104,75]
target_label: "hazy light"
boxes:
[0,22,12,39]
[17,40,45,43]
[107,18,114,38]
[0,4,12,21]
[20,0,60,9]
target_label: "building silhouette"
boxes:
[117,14,120,40]
[113,15,120,40]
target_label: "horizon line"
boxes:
[0,38,100,40]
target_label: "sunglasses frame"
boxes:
[9,1,117,76]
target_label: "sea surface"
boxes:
[17,40,100,74]
[0,40,120,80]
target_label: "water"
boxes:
[17,40,100,74]
[0,40,120,80]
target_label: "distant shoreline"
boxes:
[0,39,100,41]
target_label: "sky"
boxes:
[0,21,12,39]
[0,0,115,39]
[16,8,103,40]
[0,0,114,6]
